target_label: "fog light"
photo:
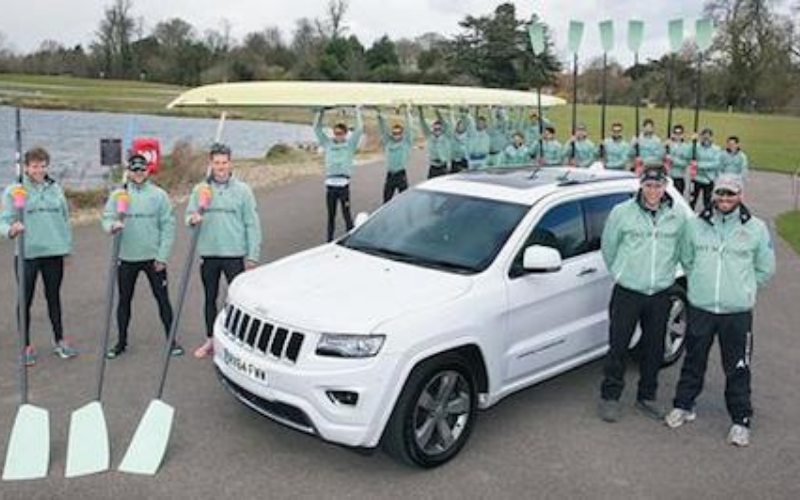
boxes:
[327,390,359,406]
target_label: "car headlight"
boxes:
[316,334,386,358]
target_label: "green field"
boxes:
[2,74,799,172]
[777,210,800,255]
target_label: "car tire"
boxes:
[382,352,478,468]
[627,284,688,367]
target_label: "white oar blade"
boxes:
[2,404,49,481]
[118,399,174,476]
[65,401,110,478]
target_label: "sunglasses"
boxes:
[715,189,739,197]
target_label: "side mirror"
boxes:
[523,245,562,273]
[354,212,370,228]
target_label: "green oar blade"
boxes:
[568,20,585,54]
[65,401,110,478]
[627,20,645,53]
[528,22,546,55]
[696,18,715,52]
[2,404,49,481]
[118,399,174,475]
[599,20,614,53]
[668,19,685,52]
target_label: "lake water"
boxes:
[0,106,314,190]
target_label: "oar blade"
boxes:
[696,18,715,52]
[118,399,174,476]
[668,19,685,52]
[528,21,546,55]
[627,19,645,53]
[599,20,614,53]
[65,401,110,478]
[2,404,49,481]
[567,20,585,54]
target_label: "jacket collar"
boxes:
[636,191,674,213]
[700,203,752,225]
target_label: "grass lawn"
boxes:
[776,210,800,255]
[2,74,799,172]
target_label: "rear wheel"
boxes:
[662,286,688,367]
[382,353,477,468]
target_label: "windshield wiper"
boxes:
[346,243,478,274]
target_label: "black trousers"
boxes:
[601,285,671,402]
[690,181,714,211]
[326,185,354,242]
[673,306,754,426]
[116,260,173,348]
[14,255,65,346]
[383,170,408,203]
[450,159,468,173]
[201,257,245,337]
[673,177,686,196]
[428,163,448,179]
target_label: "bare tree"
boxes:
[92,0,137,78]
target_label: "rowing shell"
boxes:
[167,81,566,109]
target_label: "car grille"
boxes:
[223,304,305,363]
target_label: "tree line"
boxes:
[1,0,798,115]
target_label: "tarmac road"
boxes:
[0,153,798,500]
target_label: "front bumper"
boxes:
[212,310,402,448]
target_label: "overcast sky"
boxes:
[2,0,712,66]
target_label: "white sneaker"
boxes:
[665,407,697,428]
[727,424,750,447]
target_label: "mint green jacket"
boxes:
[694,142,722,184]
[633,134,665,165]
[1,177,72,258]
[102,181,175,263]
[601,195,688,295]
[681,205,775,313]
[314,109,364,178]
[420,109,451,165]
[719,150,749,178]
[500,144,533,167]
[185,177,262,262]
[667,141,693,178]
[447,110,469,161]
[533,140,564,167]
[377,110,413,173]
[466,115,492,165]
[567,139,597,168]
[602,139,631,170]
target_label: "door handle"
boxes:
[577,267,597,277]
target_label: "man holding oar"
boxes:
[102,154,180,359]
[418,107,451,179]
[377,107,414,198]
[690,128,722,211]
[567,124,597,168]
[1,146,77,365]
[602,123,632,171]
[666,124,693,195]
[631,119,665,170]
[188,143,261,359]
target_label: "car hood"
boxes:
[229,244,474,333]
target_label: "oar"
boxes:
[665,19,685,159]
[628,20,645,174]
[118,185,212,475]
[567,20,584,165]
[598,20,614,162]
[689,19,715,180]
[63,189,129,478]
[527,21,546,165]
[3,108,50,481]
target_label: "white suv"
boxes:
[213,167,690,468]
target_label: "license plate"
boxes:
[222,347,267,383]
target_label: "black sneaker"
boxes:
[635,399,666,420]
[106,344,127,359]
[170,344,185,357]
[599,399,622,423]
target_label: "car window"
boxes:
[582,192,633,252]
[511,200,587,277]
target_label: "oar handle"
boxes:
[13,107,29,406]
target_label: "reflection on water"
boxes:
[0,106,314,190]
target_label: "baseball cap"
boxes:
[640,164,667,183]
[127,154,148,171]
[714,173,743,194]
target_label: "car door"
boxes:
[502,191,632,384]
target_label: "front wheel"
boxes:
[382,353,477,468]
[662,286,688,367]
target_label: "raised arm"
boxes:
[313,109,330,147]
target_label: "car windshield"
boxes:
[339,189,529,274]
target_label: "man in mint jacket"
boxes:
[314,107,364,241]
[631,118,665,169]
[1,146,77,365]
[666,125,693,195]
[447,109,470,173]
[418,107,451,179]
[377,107,414,200]
[598,165,688,422]
[690,128,722,211]
[466,111,492,170]
[533,126,564,167]
[187,143,262,359]
[567,124,597,168]
[602,123,632,171]
[103,154,178,358]
[500,132,533,167]
[666,174,774,447]
[719,136,749,179]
